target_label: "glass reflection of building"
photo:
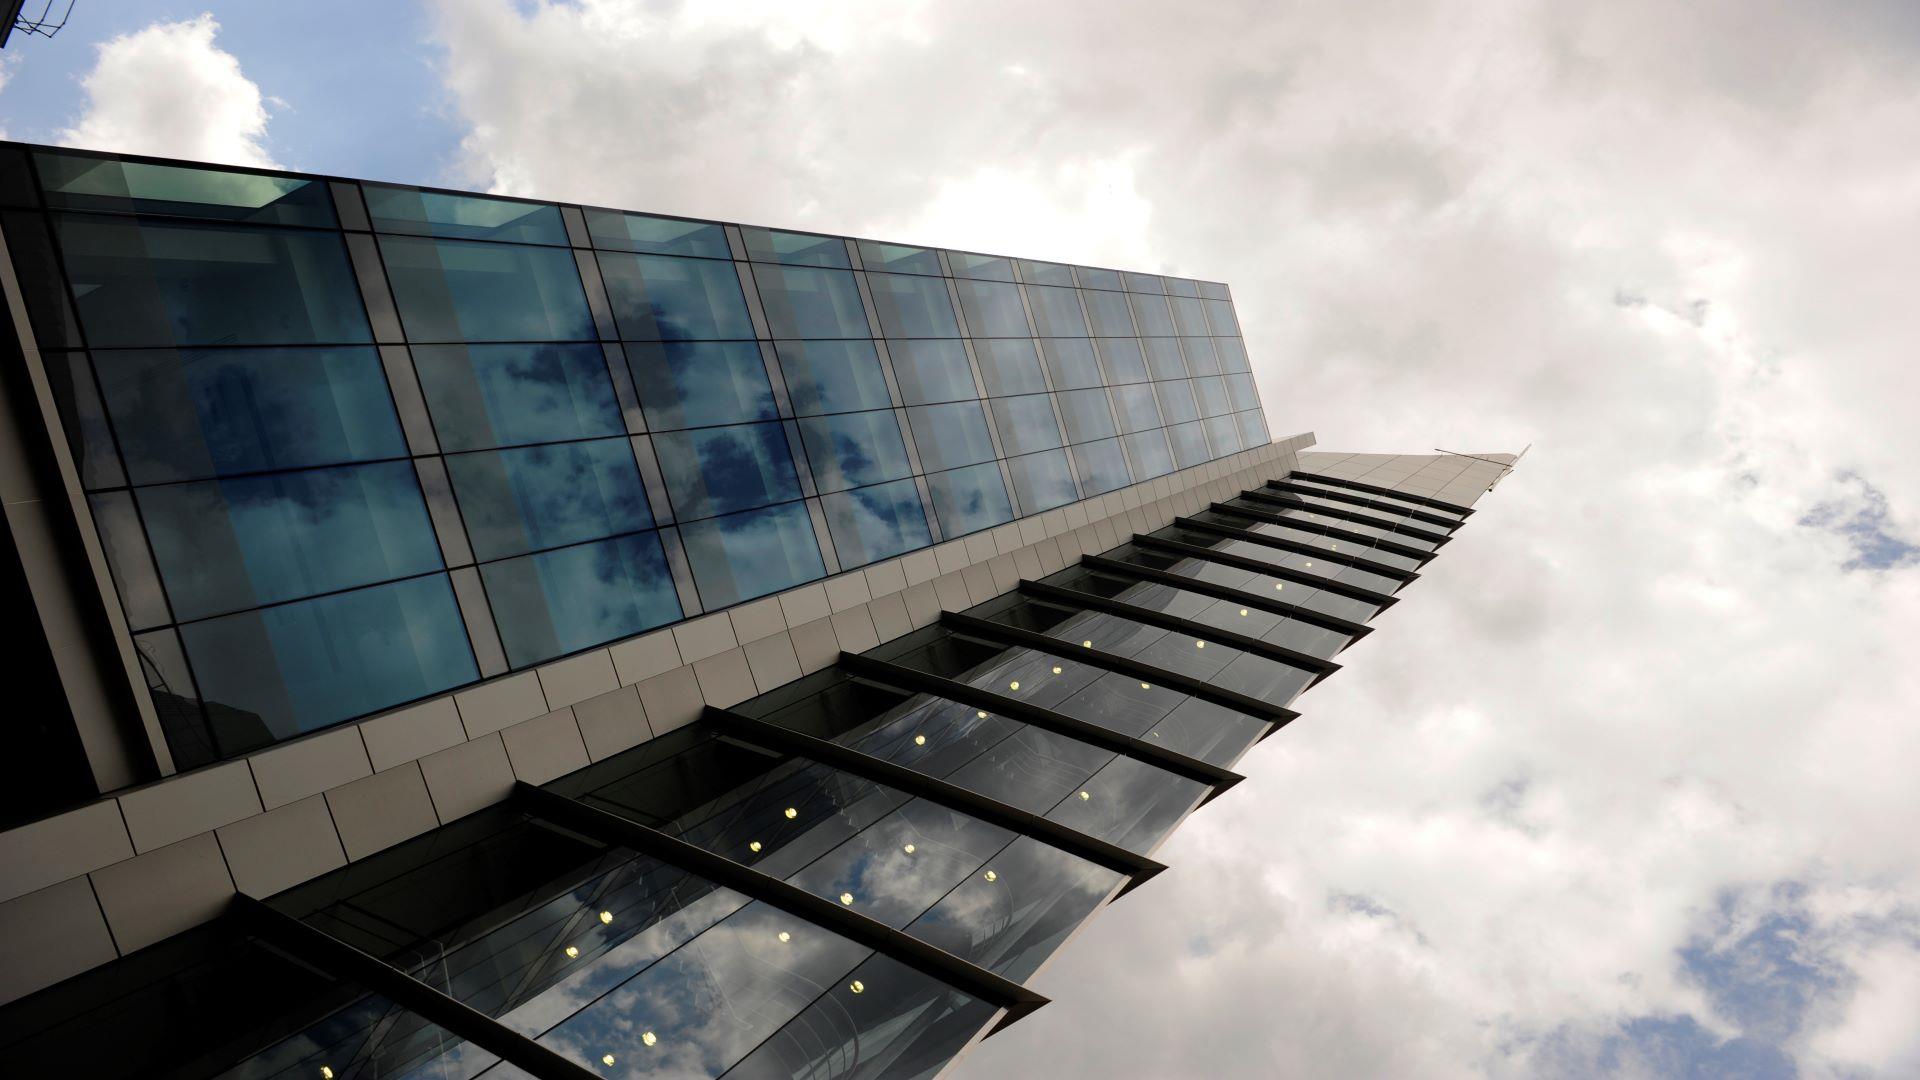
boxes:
[0,141,1500,1079]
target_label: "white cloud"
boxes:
[420,1,1920,1074]
[57,13,276,167]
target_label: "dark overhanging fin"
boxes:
[1083,550,1366,643]
[1287,470,1477,516]
[1163,518,1403,608]
[1262,479,1464,531]
[1234,487,1453,549]
[1200,504,1420,583]
[1122,535,1379,637]
[1215,493,1440,563]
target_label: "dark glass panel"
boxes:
[598,251,753,341]
[1017,259,1076,287]
[626,340,775,430]
[446,438,651,561]
[1041,337,1102,389]
[1155,378,1199,424]
[183,574,475,753]
[1143,337,1188,380]
[1025,285,1089,337]
[1056,387,1117,444]
[886,339,976,404]
[866,272,960,338]
[947,250,1015,281]
[40,352,125,488]
[0,145,36,205]
[88,490,171,629]
[1073,437,1132,495]
[1005,448,1077,514]
[582,208,729,258]
[379,235,593,343]
[53,214,371,347]
[1123,428,1175,480]
[1074,266,1124,291]
[1080,287,1135,336]
[952,277,1029,336]
[139,461,443,621]
[856,240,941,276]
[1169,293,1211,337]
[135,628,216,768]
[1045,752,1204,854]
[821,479,932,568]
[652,422,800,519]
[363,184,567,245]
[679,502,826,608]
[2,211,84,347]
[1204,297,1242,335]
[412,342,622,451]
[972,337,1046,396]
[741,226,849,267]
[906,401,994,472]
[923,462,1013,537]
[989,394,1064,456]
[1111,383,1162,433]
[482,532,680,666]
[798,409,912,493]
[95,346,404,484]
[33,151,335,226]
[907,835,1120,981]
[774,339,892,416]
[752,263,871,338]
[1094,336,1148,384]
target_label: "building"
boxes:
[0,141,1514,1078]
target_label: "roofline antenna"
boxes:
[3,0,77,48]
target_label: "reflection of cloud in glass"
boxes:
[679,503,825,609]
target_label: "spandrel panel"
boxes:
[857,240,941,276]
[678,502,826,607]
[741,226,850,268]
[34,151,336,226]
[798,409,913,493]
[625,340,776,430]
[445,438,652,561]
[752,263,871,338]
[652,422,801,519]
[598,251,754,341]
[53,214,371,348]
[583,208,729,258]
[923,462,1014,537]
[138,461,443,621]
[363,184,568,245]
[820,478,932,567]
[481,532,680,666]
[774,339,892,416]
[379,235,594,343]
[411,342,623,451]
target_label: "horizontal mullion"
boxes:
[938,609,1301,724]
[837,651,1241,790]
[1262,480,1461,531]
[1204,503,1422,581]
[1237,488,1452,547]
[1083,551,1363,652]
[1019,579,1337,684]
[229,894,603,1080]
[512,781,1046,1023]
[1124,536,1377,635]
[1225,492,1439,562]
[1288,470,1476,516]
[699,706,1166,888]
[1161,520,1401,608]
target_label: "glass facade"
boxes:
[1,141,1269,768]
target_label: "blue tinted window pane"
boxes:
[752,264,871,338]
[53,215,370,348]
[35,153,334,226]
[627,341,775,430]
[742,227,848,268]
[1057,388,1117,443]
[583,209,729,257]
[887,340,976,404]
[972,339,1045,396]
[989,394,1064,456]
[1111,384,1162,433]
[481,533,679,666]
[1128,292,1177,336]
[948,251,1015,281]
[1237,409,1269,448]
[907,402,994,472]
[1155,379,1199,424]
[1225,372,1260,412]
[1205,298,1241,336]
[1169,294,1210,337]
[599,252,753,341]
[1198,281,1232,301]
[1076,267,1124,291]
[1214,338,1251,372]
[1041,338,1102,390]
[1123,272,1165,294]
[1169,421,1210,468]
[1019,260,1076,287]
[1124,429,1175,480]
[925,463,1013,537]
[1074,438,1133,495]
[363,185,567,245]
[953,278,1029,337]
[822,479,932,568]
[1007,449,1077,514]
[183,575,475,752]
[1025,286,1089,337]
[680,504,826,607]
[1181,336,1221,377]
[96,346,404,484]
[654,422,801,519]
[412,343,620,451]
[446,438,651,561]
[857,241,941,276]
[140,461,442,621]
[380,235,593,343]
[1195,375,1232,417]
[1165,278,1201,298]
[774,339,891,416]
[1081,289,1135,336]
[1143,338,1188,380]
[1205,414,1242,455]
[1096,338,1148,384]
[798,410,911,493]
[867,273,960,338]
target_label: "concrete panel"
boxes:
[324,763,438,861]
[777,582,831,627]
[215,795,346,898]
[359,698,466,773]
[91,833,233,953]
[454,672,548,738]
[418,734,515,823]
[118,761,260,854]
[868,593,912,643]
[693,648,756,709]
[743,632,802,694]
[863,558,906,598]
[824,571,871,612]
[901,582,941,628]
[726,597,787,645]
[900,548,939,586]
[0,800,132,905]
[536,650,620,710]
[248,726,371,811]
[0,877,119,1007]
[789,617,840,675]
[671,613,738,665]
[636,666,704,735]
[573,684,652,762]
[609,629,681,686]
[501,708,590,786]
[830,607,880,654]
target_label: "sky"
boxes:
[6,1,1920,1075]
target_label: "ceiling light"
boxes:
[1239,608,1249,616]
[1195,640,1206,648]
[1009,680,1020,690]
[1274,583,1284,590]
[850,980,866,994]
[1081,639,1092,647]
[984,870,997,882]
[603,1054,617,1066]
[784,807,798,819]
[840,892,855,905]
[1078,790,1091,800]
[977,710,988,719]
[914,734,926,745]
[778,931,791,943]
[903,843,916,854]
[1140,682,1150,689]
[564,946,579,959]
[1052,666,1062,674]
[749,841,762,853]
[599,911,613,925]
[320,1069,334,1080]
[641,1032,657,1048]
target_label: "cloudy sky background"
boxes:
[6,1,1919,1075]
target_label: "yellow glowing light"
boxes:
[977,710,988,719]
[840,892,855,905]
[603,1054,617,1066]
[565,945,580,959]
[1081,639,1092,648]
[1239,609,1249,616]
[914,734,926,745]
[850,980,866,994]
[784,807,798,819]
[1304,561,1313,567]
[1140,682,1150,689]
[1274,582,1284,590]
[903,843,916,854]
[1009,680,1020,690]
[1051,666,1062,674]
[321,1069,335,1080]
[778,931,791,943]
[984,870,998,882]
[749,840,762,853]
[1195,640,1206,649]
[1078,790,1091,801]
[641,1032,657,1048]
[599,910,614,925]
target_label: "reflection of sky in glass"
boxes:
[972,338,1046,396]
[1042,337,1103,389]
[1080,289,1135,337]
[679,503,826,608]
[1006,449,1078,515]
[626,340,775,431]
[741,227,849,268]
[751,264,871,339]
[1127,291,1177,336]
[1057,388,1118,444]
[1183,335,1221,376]
[907,402,994,472]
[821,479,932,568]
[598,251,752,341]
[955,278,1030,338]
[449,438,651,561]
[583,210,730,258]
[886,339,976,404]
[482,532,680,667]
[652,422,800,520]
[798,410,910,493]
[1125,430,1176,481]
[1143,338,1189,381]
[924,463,1014,538]
[1096,337,1149,384]
[37,152,334,225]
[379,235,595,343]
[412,343,622,451]
[1169,420,1211,469]
[866,273,960,338]
[774,339,891,416]
[990,394,1064,457]
[1026,285,1090,337]
[1074,438,1133,497]
[364,185,568,245]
